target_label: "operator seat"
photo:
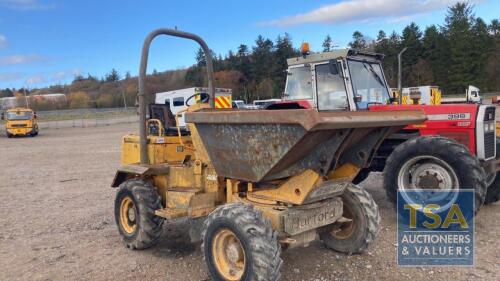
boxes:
[149,104,189,136]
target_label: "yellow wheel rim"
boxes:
[212,229,246,281]
[330,203,355,240]
[120,197,137,234]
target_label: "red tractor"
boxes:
[269,48,500,211]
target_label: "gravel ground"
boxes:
[0,124,498,281]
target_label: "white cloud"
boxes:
[0,0,54,10]
[51,69,82,81]
[0,35,7,48]
[262,0,482,26]
[0,55,46,66]
[26,75,45,85]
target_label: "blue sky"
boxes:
[0,0,498,89]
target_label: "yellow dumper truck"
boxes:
[1,108,39,137]
[110,29,425,280]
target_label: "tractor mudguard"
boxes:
[111,164,169,187]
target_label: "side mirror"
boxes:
[34,113,37,119]
[354,95,363,103]
[328,60,339,75]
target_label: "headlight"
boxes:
[484,122,495,132]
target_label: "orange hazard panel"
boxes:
[215,96,232,108]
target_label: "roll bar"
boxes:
[138,28,215,165]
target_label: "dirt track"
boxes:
[0,124,498,281]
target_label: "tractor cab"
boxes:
[274,45,392,111]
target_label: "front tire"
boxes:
[319,184,380,254]
[202,203,282,281]
[485,173,500,204]
[114,179,164,250]
[383,136,486,213]
[484,139,500,204]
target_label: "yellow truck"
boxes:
[1,108,39,137]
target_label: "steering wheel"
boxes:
[186,93,210,106]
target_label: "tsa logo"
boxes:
[397,190,474,266]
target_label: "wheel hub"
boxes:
[398,156,458,191]
[412,164,453,189]
[329,204,355,240]
[212,229,245,281]
[398,155,460,210]
[120,197,137,234]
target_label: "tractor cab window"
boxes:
[315,63,348,110]
[7,111,32,120]
[284,66,313,100]
[347,59,390,109]
[173,97,184,107]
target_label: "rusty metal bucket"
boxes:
[185,109,425,182]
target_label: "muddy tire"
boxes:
[114,179,164,250]
[485,139,500,204]
[485,173,500,204]
[319,184,380,254]
[202,203,282,281]
[383,136,486,213]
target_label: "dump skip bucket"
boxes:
[186,109,425,182]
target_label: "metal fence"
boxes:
[0,107,139,136]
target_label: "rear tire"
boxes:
[383,136,486,213]
[114,179,164,250]
[202,203,282,281]
[319,184,380,254]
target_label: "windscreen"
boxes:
[315,63,348,110]
[7,111,32,120]
[284,66,313,100]
[348,59,390,109]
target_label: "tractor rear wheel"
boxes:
[114,179,164,250]
[202,203,282,281]
[383,136,486,212]
[319,184,380,254]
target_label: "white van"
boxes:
[155,87,232,127]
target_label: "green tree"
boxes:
[251,35,274,84]
[376,30,387,41]
[488,19,500,91]
[443,2,476,94]
[375,31,400,86]
[236,44,251,79]
[422,25,448,87]
[105,68,120,82]
[349,31,367,49]
[273,33,297,96]
[469,17,494,90]
[401,22,424,86]
[322,35,333,52]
